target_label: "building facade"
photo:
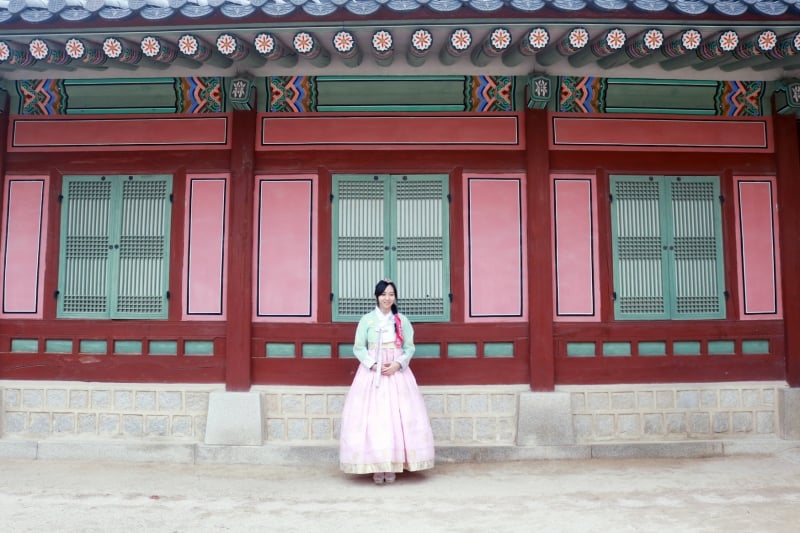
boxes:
[0,1,799,460]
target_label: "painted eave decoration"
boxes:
[1,0,798,22]
[0,1,799,79]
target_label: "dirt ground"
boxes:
[2,449,800,532]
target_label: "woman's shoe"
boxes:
[384,472,396,483]
[372,472,385,484]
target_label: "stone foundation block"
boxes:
[778,388,800,440]
[516,391,575,446]
[205,391,263,446]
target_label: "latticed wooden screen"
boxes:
[58,175,172,319]
[611,175,725,320]
[332,174,450,322]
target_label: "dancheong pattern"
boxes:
[17,79,66,115]
[465,76,514,112]
[176,77,224,113]
[560,76,606,113]
[560,76,764,116]
[717,81,764,116]
[268,76,317,112]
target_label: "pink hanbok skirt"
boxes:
[339,347,435,474]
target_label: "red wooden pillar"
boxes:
[0,88,8,203]
[775,112,800,387]
[525,107,555,391]
[225,108,256,391]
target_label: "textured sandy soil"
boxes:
[2,449,800,532]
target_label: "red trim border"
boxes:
[550,114,772,153]
[9,114,231,152]
[258,112,524,150]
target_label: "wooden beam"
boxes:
[101,36,170,70]
[720,30,778,72]
[439,28,472,66]
[630,29,701,69]
[177,34,233,69]
[253,32,297,68]
[568,28,626,68]
[331,30,361,68]
[692,30,741,71]
[371,29,394,67]
[140,35,203,69]
[660,30,737,72]
[597,28,663,69]
[407,28,433,68]
[63,38,138,71]
[292,31,331,68]
[502,27,549,67]
[26,38,77,71]
[0,39,46,70]
[471,27,511,68]
[536,27,589,67]
[751,31,800,72]
[215,33,267,68]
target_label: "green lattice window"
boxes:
[610,175,725,320]
[332,174,450,322]
[57,175,172,319]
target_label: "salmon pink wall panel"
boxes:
[0,176,48,318]
[552,176,599,321]
[464,174,527,321]
[260,113,523,150]
[182,175,229,320]
[10,115,230,152]
[254,175,317,322]
[734,177,782,319]
[550,114,771,153]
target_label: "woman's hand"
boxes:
[381,361,402,375]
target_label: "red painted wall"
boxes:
[0,111,794,389]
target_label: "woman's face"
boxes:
[377,285,396,313]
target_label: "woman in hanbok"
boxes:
[339,279,435,484]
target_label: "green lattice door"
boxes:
[610,175,725,320]
[57,175,172,319]
[332,174,450,322]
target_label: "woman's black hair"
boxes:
[374,279,399,315]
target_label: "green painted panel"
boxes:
[316,77,466,111]
[63,79,177,114]
[708,340,735,355]
[332,174,450,323]
[149,340,177,356]
[112,175,172,320]
[338,343,356,359]
[45,339,73,353]
[11,339,38,352]
[605,80,718,114]
[566,342,595,357]
[58,176,113,318]
[302,343,332,358]
[674,341,701,356]
[79,340,107,354]
[638,341,666,356]
[185,340,214,356]
[669,177,726,319]
[484,342,514,358]
[742,339,769,355]
[447,343,477,358]
[267,342,296,358]
[114,340,142,355]
[603,342,631,357]
[414,344,441,358]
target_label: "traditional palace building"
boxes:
[0,0,799,459]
